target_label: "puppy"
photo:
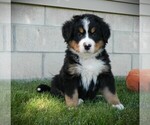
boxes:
[37,14,124,110]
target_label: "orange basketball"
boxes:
[126,69,150,92]
[126,69,139,91]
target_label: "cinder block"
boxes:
[132,54,140,69]
[0,3,10,23]
[105,14,134,31]
[11,53,42,79]
[114,31,139,53]
[46,7,83,26]
[93,12,106,19]
[134,17,139,32]
[12,4,44,25]
[140,32,150,53]
[0,25,3,51]
[141,54,150,69]
[110,54,131,76]
[44,53,65,78]
[15,25,66,52]
[141,16,150,32]
[0,53,11,79]
[0,24,11,52]
[3,24,11,51]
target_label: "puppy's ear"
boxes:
[62,21,73,43]
[96,17,110,43]
[73,15,81,21]
[101,22,110,43]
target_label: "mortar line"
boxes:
[131,54,133,69]
[12,25,17,52]
[42,53,45,78]
[44,6,46,25]
[2,24,4,51]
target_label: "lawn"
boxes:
[11,78,139,125]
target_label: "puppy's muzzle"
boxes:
[84,43,92,51]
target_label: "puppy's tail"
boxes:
[36,84,51,93]
[36,83,63,97]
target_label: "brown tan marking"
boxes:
[91,27,96,33]
[102,87,120,105]
[94,40,104,52]
[69,40,80,52]
[79,27,84,33]
[65,89,78,107]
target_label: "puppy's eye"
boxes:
[78,27,84,37]
[78,32,84,37]
[90,27,96,36]
[91,31,96,37]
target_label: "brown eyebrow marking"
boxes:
[79,27,84,33]
[91,27,96,33]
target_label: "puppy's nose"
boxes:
[84,44,92,50]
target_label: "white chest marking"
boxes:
[77,57,106,91]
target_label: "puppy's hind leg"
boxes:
[50,75,64,97]
[102,87,124,110]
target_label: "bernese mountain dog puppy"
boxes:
[37,14,124,110]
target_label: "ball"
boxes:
[126,69,150,92]
[126,69,139,91]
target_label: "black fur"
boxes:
[37,14,116,104]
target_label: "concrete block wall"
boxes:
[11,3,139,79]
[0,2,11,80]
[140,16,150,69]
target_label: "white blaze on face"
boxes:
[79,18,95,53]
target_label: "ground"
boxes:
[11,78,139,125]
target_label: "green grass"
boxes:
[11,78,139,125]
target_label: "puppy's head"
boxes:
[62,14,110,54]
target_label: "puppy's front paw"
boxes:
[78,98,84,105]
[112,103,124,110]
